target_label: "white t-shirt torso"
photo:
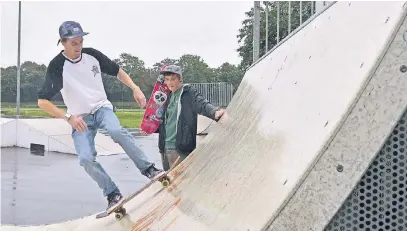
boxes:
[37,48,120,116]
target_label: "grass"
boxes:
[1,107,145,128]
[115,110,144,128]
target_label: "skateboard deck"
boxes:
[95,156,180,220]
[140,65,170,134]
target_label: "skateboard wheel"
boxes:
[115,213,124,220]
[115,208,126,220]
[161,179,170,187]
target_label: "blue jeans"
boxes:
[71,107,154,197]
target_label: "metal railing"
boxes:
[189,82,234,108]
[252,1,333,67]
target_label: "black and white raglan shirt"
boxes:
[37,48,120,116]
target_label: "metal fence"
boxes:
[189,82,234,108]
[252,1,333,66]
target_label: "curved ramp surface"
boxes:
[2,1,407,230]
[0,118,125,155]
[196,115,214,135]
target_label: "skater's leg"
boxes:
[72,115,119,197]
[95,107,157,172]
[160,151,170,171]
[164,148,187,169]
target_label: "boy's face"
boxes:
[164,74,182,92]
[62,37,83,59]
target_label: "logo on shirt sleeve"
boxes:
[91,65,100,77]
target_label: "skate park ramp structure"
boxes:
[0,118,125,156]
[196,115,214,135]
[2,1,407,230]
[1,118,17,147]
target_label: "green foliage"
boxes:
[1,1,316,108]
[1,53,245,105]
[214,63,243,93]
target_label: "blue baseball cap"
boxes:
[57,21,89,45]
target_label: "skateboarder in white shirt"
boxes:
[37,21,163,213]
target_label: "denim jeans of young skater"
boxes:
[71,106,153,197]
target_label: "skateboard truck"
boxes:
[96,156,181,220]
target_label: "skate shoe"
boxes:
[141,164,164,180]
[106,191,124,213]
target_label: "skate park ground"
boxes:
[0,134,164,226]
[0,111,212,226]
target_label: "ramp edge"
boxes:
[17,119,77,154]
[265,5,407,231]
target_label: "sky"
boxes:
[1,1,253,69]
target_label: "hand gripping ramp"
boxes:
[2,2,407,230]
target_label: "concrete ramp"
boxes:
[196,115,214,135]
[2,2,407,230]
[1,118,17,147]
[1,118,125,155]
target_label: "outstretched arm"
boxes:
[37,99,66,119]
[117,69,147,108]
[117,68,140,92]
[191,86,224,121]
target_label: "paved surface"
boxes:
[2,2,407,230]
[1,135,162,226]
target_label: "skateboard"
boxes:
[95,156,180,220]
[140,65,171,134]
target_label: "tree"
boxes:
[152,58,179,73]
[178,54,216,83]
[214,62,244,92]
[237,1,315,70]
[111,53,150,102]
[1,62,50,103]
[1,53,244,106]
[1,66,18,102]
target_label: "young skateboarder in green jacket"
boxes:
[155,65,226,170]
